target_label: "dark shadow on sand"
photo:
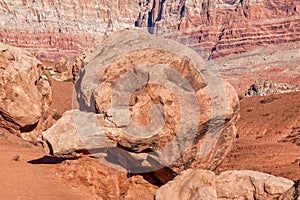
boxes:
[28,156,64,164]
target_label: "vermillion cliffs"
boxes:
[1,1,300,199]
[0,0,299,62]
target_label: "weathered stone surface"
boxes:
[0,42,51,134]
[216,170,294,200]
[155,169,217,200]
[279,179,300,200]
[57,156,157,200]
[245,80,300,97]
[72,49,92,82]
[41,109,118,156]
[75,29,239,173]
[0,0,299,61]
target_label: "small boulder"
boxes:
[41,110,118,156]
[216,170,294,200]
[155,169,217,200]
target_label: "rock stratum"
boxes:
[0,0,299,62]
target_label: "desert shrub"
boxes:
[64,78,73,82]
[0,132,7,139]
[53,112,62,120]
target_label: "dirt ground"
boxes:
[0,134,92,200]
[215,92,300,181]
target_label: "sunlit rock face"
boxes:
[0,0,299,61]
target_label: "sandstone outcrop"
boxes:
[0,0,299,61]
[155,169,217,200]
[73,29,239,173]
[0,42,52,136]
[279,179,300,200]
[245,80,300,97]
[216,170,294,200]
[155,169,294,200]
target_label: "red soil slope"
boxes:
[216,92,300,181]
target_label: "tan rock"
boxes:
[72,50,92,82]
[155,169,217,200]
[278,179,300,200]
[0,42,51,135]
[216,170,294,200]
[76,29,239,173]
[245,80,300,97]
[41,110,118,156]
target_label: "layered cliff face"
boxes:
[0,0,299,62]
[0,0,140,61]
[137,0,300,58]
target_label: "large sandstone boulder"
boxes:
[216,170,294,200]
[72,29,239,173]
[155,169,217,200]
[0,42,52,135]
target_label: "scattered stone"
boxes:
[0,131,7,139]
[281,126,300,146]
[245,80,300,97]
[13,155,20,161]
[49,70,56,75]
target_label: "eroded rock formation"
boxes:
[155,169,294,200]
[216,170,294,200]
[0,42,52,136]
[42,30,239,178]
[57,156,158,200]
[0,0,299,61]
[245,80,300,97]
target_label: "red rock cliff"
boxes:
[0,0,299,61]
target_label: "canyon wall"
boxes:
[0,0,299,62]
